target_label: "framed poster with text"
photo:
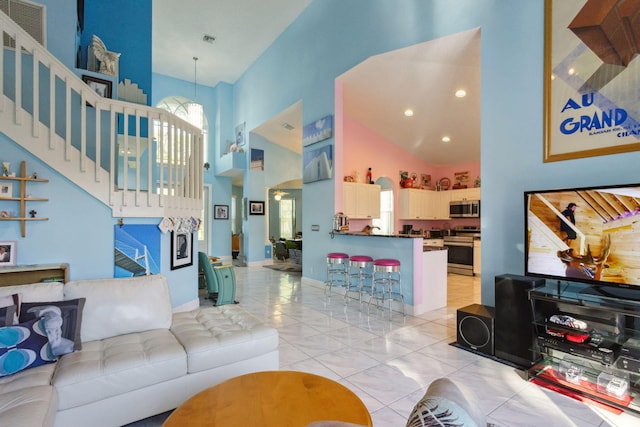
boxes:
[544,0,640,162]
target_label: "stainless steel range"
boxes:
[444,235,475,275]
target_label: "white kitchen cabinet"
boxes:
[424,238,444,247]
[473,239,481,275]
[399,189,450,220]
[398,188,425,219]
[435,190,451,219]
[343,182,381,219]
[450,187,481,201]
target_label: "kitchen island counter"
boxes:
[330,233,447,315]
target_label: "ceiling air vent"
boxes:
[1,0,46,48]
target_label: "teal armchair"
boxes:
[198,251,237,306]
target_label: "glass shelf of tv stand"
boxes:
[529,348,640,414]
[529,282,640,318]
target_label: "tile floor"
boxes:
[128,265,640,427]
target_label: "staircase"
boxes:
[0,10,203,218]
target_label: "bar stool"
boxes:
[369,258,404,316]
[325,252,350,297]
[346,255,374,304]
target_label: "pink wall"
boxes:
[343,114,436,188]
[341,113,481,232]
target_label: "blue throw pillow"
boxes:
[0,318,56,377]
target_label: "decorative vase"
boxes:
[2,162,9,177]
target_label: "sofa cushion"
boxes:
[52,329,187,410]
[0,282,63,303]
[63,275,172,342]
[0,318,56,377]
[19,299,86,355]
[0,363,56,394]
[171,305,279,373]
[0,385,57,427]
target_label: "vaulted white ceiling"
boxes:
[152,2,480,166]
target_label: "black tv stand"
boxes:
[528,281,640,414]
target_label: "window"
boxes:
[279,199,295,239]
[373,190,393,234]
[155,96,209,164]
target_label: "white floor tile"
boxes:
[127,267,640,427]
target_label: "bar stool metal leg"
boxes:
[369,258,404,317]
[346,255,373,305]
[325,253,349,297]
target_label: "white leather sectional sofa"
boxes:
[0,275,279,427]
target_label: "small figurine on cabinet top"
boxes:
[29,210,37,218]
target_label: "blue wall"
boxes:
[38,0,77,69]
[83,0,152,103]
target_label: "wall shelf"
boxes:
[0,161,49,237]
[0,263,69,286]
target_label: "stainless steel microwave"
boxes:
[449,200,480,218]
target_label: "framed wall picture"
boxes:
[0,182,12,199]
[0,240,17,266]
[82,74,113,98]
[214,204,229,220]
[302,144,333,183]
[249,201,265,215]
[170,231,193,270]
[250,148,264,171]
[302,115,333,146]
[544,0,640,162]
[114,224,161,278]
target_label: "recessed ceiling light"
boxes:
[404,109,414,117]
[568,68,575,75]
[442,136,451,143]
[455,89,466,98]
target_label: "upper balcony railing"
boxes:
[0,10,203,218]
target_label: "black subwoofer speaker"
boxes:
[457,304,495,356]
[494,274,545,368]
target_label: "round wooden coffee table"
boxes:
[163,370,372,426]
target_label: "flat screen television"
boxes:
[524,183,640,290]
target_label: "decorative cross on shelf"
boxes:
[29,210,37,218]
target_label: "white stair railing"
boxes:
[0,10,203,218]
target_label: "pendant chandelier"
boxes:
[187,56,204,129]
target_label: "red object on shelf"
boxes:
[531,378,624,415]
[532,367,632,411]
[566,332,590,343]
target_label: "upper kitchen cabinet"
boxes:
[399,188,427,219]
[434,191,451,219]
[343,182,381,219]
[398,189,449,220]
[450,187,480,201]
